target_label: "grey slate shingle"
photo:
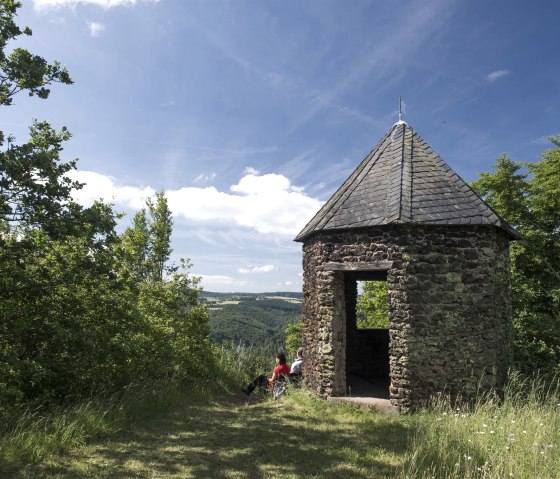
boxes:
[294,122,520,241]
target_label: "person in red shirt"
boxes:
[242,351,290,396]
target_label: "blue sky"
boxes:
[4,0,559,292]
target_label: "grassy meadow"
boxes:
[1,347,558,478]
[2,372,559,479]
[402,375,560,479]
[13,389,410,479]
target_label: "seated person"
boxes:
[289,347,304,378]
[242,351,290,396]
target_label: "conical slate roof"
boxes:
[295,121,519,241]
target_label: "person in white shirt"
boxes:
[290,347,304,375]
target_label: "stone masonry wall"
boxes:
[301,225,512,412]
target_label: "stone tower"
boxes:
[295,121,518,412]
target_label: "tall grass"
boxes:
[0,342,270,474]
[0,343,282,474]
[0,381,205,474]
[216,341,287,389]
[11,341,558,479]
[0,400,113,472]
[400,373,560,479]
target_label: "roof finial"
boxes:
[394,97,407,126]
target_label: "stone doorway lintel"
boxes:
[323,261,394,272]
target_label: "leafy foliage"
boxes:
[471,139,560,375]
[0,1,72,109]
[0,2,216,412]
[284,320,303,357]
[356,281,389,329]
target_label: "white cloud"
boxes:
[194,172,216,184]
[68,170,155,209]
[244,166,259,175]
[88,21,105,36]
[33,0,158,10]
[487,70,511,83]
[238,265,277,274]
[166,172,322,235]
[70,169,323,236]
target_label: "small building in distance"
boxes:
[294,120,519,412]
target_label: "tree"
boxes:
[356,281,389,329]
[471,138,560,375]
[120,192,173,282]
[0,3,217,409]
[147,192,173,281]
[470,153,528,226]
[0,1,72,108]
[1,1,74,236]
[119,208,150,281]
[119,194,216,385]
[0,1,126,406]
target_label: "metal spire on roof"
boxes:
[394,97,407,125]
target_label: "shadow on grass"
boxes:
[23,394,410,479]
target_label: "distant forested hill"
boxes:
[200,292,302,345]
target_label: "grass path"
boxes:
[23,391,411,479]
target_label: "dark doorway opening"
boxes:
[344,271,390,399]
